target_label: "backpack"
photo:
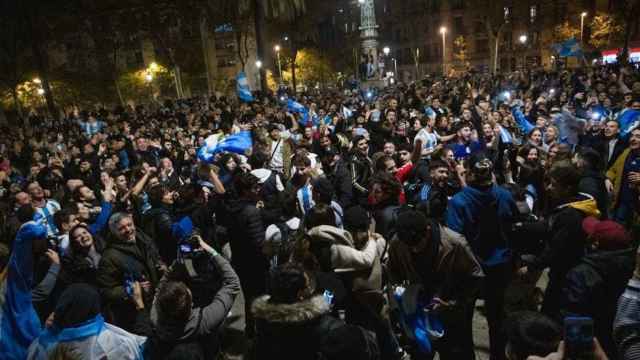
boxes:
[473,195,510,264]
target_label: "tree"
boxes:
[284,48,334,89]
[589,13,624,51]
[477,0,507,74]
[454,36,469,67]
[610,0,640,63]
[553,21,580,43]
[263,0,311,95]
[0,1,32,121]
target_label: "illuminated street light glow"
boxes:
[149,62,159,71]
[274,45,281,52]
[37,88,45,95]
[255,60,263,69]
[440,27,447,34]
[33,78,41,84]
[519,35,527,44]
[383,46,390,56]
[145,72,153,82]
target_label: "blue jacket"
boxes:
[445,185,516,266]
[0,221,47,360]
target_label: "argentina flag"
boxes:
[236,72,254,102]
[0,221,47,360]
[197,131,254,163]
[553,38,582,58]
[498,125,513,144]
[617,109,640,138]
[287,99,308,114]
[342,105,354,119]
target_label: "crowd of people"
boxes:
[1,62,640,360]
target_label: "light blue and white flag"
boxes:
[498,125,513,144]
[342,105,354,119]
[287,99,308,114]
[236,72,254,102]
[197,131,253,163]
[617,109,640,138]
[552,38,582,58]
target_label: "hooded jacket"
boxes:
[307,225,385,292]
[387,224,484,304]
[250,295,379,360]
[147,251,240,359]
[561,248,634,359]
[445,184,517,266]
[528,194,601,280]
[142,205,176,264]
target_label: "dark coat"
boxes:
[250,295,380,360]
[325,160,354,209]
[561,248,634,359]
[142,206,176,264]
[96,231,162,334]
[227,199,268,298]
[146,253,240,360]
[578,169,609,219]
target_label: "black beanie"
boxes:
[343,206,370,232]
[54,283,101,329]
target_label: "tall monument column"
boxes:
[359,0,379,78]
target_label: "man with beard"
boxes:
[446,154,517,360]
[449,122,484,161]
[27,181,61,238]
[607,127,640,225]
[518,161,601,320]
[226,172,268,337]
[319,148,353,209]
[349,135,373,207]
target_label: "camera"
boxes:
[176,234,221,308]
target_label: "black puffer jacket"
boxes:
[227,199,268,297]
[250,295,380,360]
[561,248,634,359]
[142,205,176,264]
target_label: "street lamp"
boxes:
[274,45,283,81]
[33,78,41,84]
[440,27,447,75]
[519,35,527,44]
[392,58,398,80]
[383,46,390,56]
[145,72,153,82]
[255,60,263,69]
[37,88,45,95]
[580,12,588,43]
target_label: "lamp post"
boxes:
[392,58,398,81]
[274,45,283,82]
[383,46,390,79]
[440,26,447,76]
[580,12,588,43]
[519,34,528,71]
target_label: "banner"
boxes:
[552,38,582,58]
[236,72,254,102]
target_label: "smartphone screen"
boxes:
[564,317,594,359]
[180,244,192,253]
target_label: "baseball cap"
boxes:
[582,217,632,250]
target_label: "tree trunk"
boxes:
[253,0,267,92]
[200,14,213,96]
[489,35,499,75]
[27,5,58,120]
[11,86,24,120]
[114,77,125,107]
[291,48,298,96]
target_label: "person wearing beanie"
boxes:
[445,152,517,360]
[388,210,484,360]
[560,217,634,359]
[26,283,146,360]
[249,263,379,360]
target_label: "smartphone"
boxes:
[564,317,594,359]
[180,244,193,253]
